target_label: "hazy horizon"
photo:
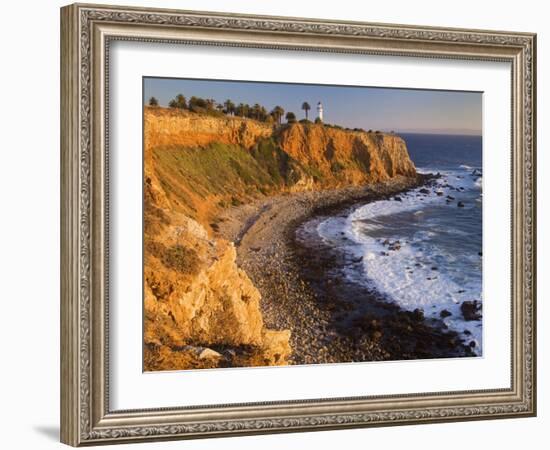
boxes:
[144,77,482,136]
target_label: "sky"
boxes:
[144,77,482,135]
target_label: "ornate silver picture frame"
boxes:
[60,3,536,446]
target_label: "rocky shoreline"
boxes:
[216,174,474,365]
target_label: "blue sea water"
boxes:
[316,133,483,354]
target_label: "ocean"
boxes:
[314,133,483,355]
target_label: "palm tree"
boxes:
[224,99,236,116]
[259,106,268,122]
[252,103,262,120]
[301,102,311,120]
[271,106,285,125]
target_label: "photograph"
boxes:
[56,2,536,445]
[143,78,483,372]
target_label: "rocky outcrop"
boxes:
[460,300,482,321]
[277,124,417,186]
[144,207,291,371]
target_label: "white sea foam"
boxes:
[316,166,483,354]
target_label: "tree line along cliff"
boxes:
[143,106,417,371]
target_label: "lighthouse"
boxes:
[317,101,323,122]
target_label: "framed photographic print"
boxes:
[60,3,537,446]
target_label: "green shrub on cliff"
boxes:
[168,93,187,109]
[145,241,200,275]
[331,161,345,173]
[251,138,303,186]
[302,164,324,183]
[285,112,297,124]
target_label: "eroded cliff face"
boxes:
[144,179,291,370]
[143,107,417,370]
[145,107,272,150]
[277,123,417,186]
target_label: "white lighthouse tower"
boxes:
[317,101,324,122]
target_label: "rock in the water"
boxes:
[461,300,482,321]
[412,308,424,321]
[388,241,401,251]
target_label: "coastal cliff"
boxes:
[145,106,273,150]
[144,107,416,224]
[277,123,416,186]
[143,107,417,370]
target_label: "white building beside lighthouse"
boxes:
[317,101,323,122]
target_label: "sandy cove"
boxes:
[215,174,474,365]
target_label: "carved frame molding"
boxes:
[61,3,536,446]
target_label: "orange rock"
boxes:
[278,124,416,186]
[144,106,272,151]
